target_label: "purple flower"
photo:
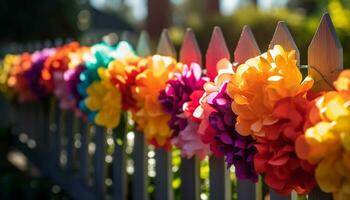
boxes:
[159,63,209,137]
[24,48,55,99]
[207,82,258,182]
[64,64,85,104]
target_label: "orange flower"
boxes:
[106,56,145,111]
[227,45,313,137]
[7,53,36,102]
[41,42,87,93]
[132,55,182,147]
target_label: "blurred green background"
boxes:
[0,0,349,199]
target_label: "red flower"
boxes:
[254,95,317,195]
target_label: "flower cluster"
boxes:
[3,39,350,198]
[159,63,210,158]
[132,55,182,147]
[227,45,313,137]
[78,42,134,121]
[41,42,83,94]
[1,54,19,96]
[7,53,34,102]
[84,68,122,129]
[195,59,258,181]
[296,70,350,200]
[226,45,317,193]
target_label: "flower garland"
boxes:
[2,40,350,198]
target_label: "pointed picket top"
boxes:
[234,26,260,64]
[179,28,202,65]
[205,26,230,80]
[308,13,343,91]
[156,29,177,58]
[121,31,130,41]
[137,31,152,57]
[269,21,300,64]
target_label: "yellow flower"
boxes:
[227,45,313,137]
[0,54,19,95]
[85,67,122,129]
[295,70,350,199]
[132,55,182,147]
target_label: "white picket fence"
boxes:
[11,13,340,200]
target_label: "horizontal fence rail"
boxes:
[8,12,340,200]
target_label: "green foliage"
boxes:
[172,3,350,68]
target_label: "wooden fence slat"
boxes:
[209,157,231,200]
[180,28,202,66]
[178,28,201,200]
[308,12,342,91]
[94,126,106,198]
[156,29,177,58]
[65,111,75,172]
[48,98,56,155]
[78,118,89,183]
[132,31,151,200]
[308,13,341,200]
[132,132,148,200]
[269,21,300,64]
[205,26,230,80]
[308,186,333,200]
[53,100,62,168]
[237,180,256,200]
[154,29,174,200]
[234,25,260,200]
[137,31,152,58]
[234,25,260,64]
[40,101,51,155]
[270,189,291,200]
[155,148,173,200]
[205,26,231,200]
[113,114,127,200]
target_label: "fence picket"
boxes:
[53,100,62,168]
[179,28,201,200]
[154,29,174,200]
[267,22,302,200]
[78,118,89,183]
[269,21,300,64]
[132,31,151,200]
[156,29,177,57]
[180,28,202,66]
[234,25,260,64]
[307,12,341,200]
[270,189,290,200]
[308,12,342,91]
[113,114,128,200]
[8,15,348,200]
[137,31,152,57]
[309,187,333,200]
[205,26,230,80]
[94,126,106,198]
[234,25,261,200]
[206,26,231,200]
[65,111,75,172]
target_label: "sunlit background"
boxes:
[0,0,350,199]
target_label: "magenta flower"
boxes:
[207,82,258,181]
[159,63,209,137]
